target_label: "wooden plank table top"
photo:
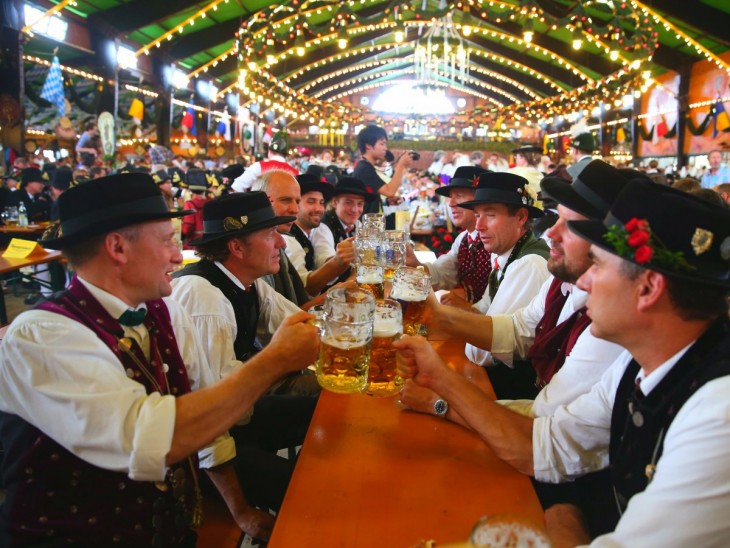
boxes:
[0,249,63,275]
[0,222,49,234]
[269,339,543,547]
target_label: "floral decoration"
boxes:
[603,217,694,272]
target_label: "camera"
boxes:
[409,151,421,161]
[384,150,395,163]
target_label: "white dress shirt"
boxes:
[0,278,234,482]
[490,276,624,416]
[533,347,730,547]
[284,224,336,285]
[466,250,550,365]
[424,229,477,291]
[231,153,289,192]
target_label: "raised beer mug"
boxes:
[356,265,385,299]
[364,299,404,397]
[354,235,383,267]
[357,212,385,237]
[389,266,431,336]
[381,230,408,282]
[316,288,375,393]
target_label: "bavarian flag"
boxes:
[713,100,730,138]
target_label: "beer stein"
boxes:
[469,514,552,547]
[316,288,375,393]
[354,235,383,267]
[389,266,431,336]
[381,230,407,282]
[357,212,385,238]
[364,299,404,397]
[356,265,385,299]
[3,207,19,227]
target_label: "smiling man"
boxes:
[284,173,355,296]
[0,176,318,545]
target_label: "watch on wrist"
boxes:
[433,398,448,417]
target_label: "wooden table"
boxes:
[0,250,64,325]
[0,222,49,234]
[269,339,543,547]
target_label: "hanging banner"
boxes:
[686,51,730,155]
[637,71,679,158]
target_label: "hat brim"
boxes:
[187,214,296,247]
[39,209,194,249]
[458,198,544,218]
[568,219,730,288]
[434,179,477,197]
[332,188,378,202]
[540,176,603,219]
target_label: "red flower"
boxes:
[472,176,479,186]
[443,233,453,242]
[634,245,654,264]
[627,229,650,247]
[625,218,648,233]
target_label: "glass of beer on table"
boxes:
[364,298,404,397]
[356,264,385,299]
[316,287,376,393]
[390,266,431,336]
[382,230,407,282]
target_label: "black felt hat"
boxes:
[296,173,335,201]
[435,165,490,197]
[568,179,730,288]
[331,176,377,202]
[540,160,630,220]
[39,173,193,249]
[21,167,47,185]
[184,168,210,192]
[50,167,74,191]
[512,145,543,156]
[458,172,544,218]
[221,164,244,181]
[187,191,296,246]
[151,169,171,184]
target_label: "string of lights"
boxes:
[21,0,77,35]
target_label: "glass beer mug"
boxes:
[389,266,431,336]
[356,264,385,299]
[381,230,407,282]
[316,288,375,394]
[364,299,404,397]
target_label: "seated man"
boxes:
[407,166,491,307]
[284,173,355,296]
[0,174,318,545]
[396,180,730,545]
[170,192,317,534]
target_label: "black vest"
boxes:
[609,318,730,515]
[289,223,315,271]
[173,259,260,361]
[488,231,549,300]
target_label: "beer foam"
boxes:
[357,274,383,284]
[373,317,401,338]
[391,285,428,301]
[471,522,551,547]
[322,336,369,350]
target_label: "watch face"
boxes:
[434,399,448,416]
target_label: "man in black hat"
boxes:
[566,131,595,179]
[0,174,318,545]
[315,176,377,286]
[352,124,414,214]
[7,167,51,222]
[170,190,319,537]
[284,173,354,295]
[406,166,493,307]
[232,131,297,192]
[399,160,626,432]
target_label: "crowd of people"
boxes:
[0,122,728,546]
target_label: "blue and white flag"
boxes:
[40,56,66,116]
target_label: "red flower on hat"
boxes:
[627,229,650,247]
[472,176,479,186]
[634,245,654,264]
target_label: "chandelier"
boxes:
[413,12,470,90]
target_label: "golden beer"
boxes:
[399,298,427,336]
[316,336,371,393]
[383,266,396,282]
[358,281,385,299]
[365,330,403,397]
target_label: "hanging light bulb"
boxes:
[337,26,348,49]
[572,22,583,50]
[609,31,620,61]
[522,18,534,43]
[394,20,406,44]
[462,25,472,37]
[295,32,306,57]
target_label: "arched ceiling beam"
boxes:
[648,0,730,48]
[86,0,203,35]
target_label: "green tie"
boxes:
[118,308,147,327]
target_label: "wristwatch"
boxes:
[433,398,449,417]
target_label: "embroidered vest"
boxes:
[488,232,549,300]
[527,277,592,386]
[456,233,491,303]
[289,223,315,271]
[260,159,298,177]
[173,259,260,360]
[609,318,730,516]
[322,210,353,285]
[0,276,199,547]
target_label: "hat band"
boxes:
[473,188,525,204]
[62,195,171,234]
[573,178,609,214]
[203,206,277,234]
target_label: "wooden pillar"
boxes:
[676,62,692,170]
[631,94,640,167]
[0,0,26,165]
[152,57,172,148]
